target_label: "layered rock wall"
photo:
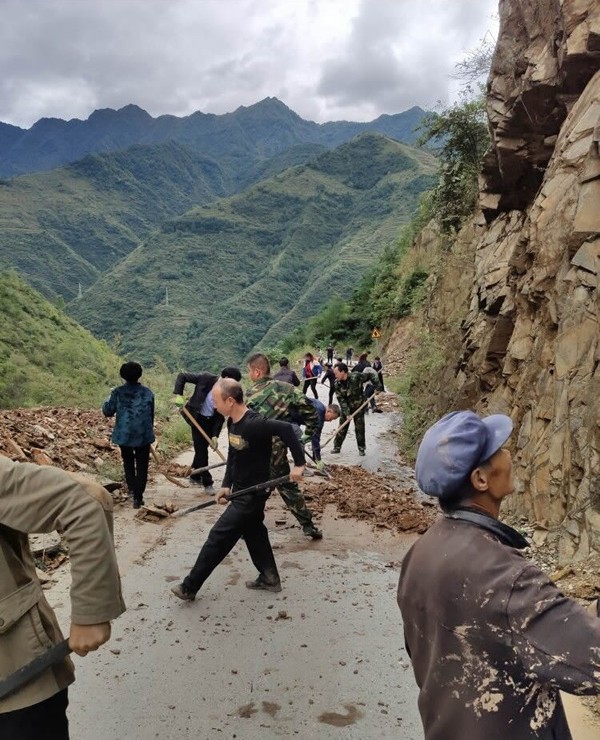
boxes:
[431,0,600,559]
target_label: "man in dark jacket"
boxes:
[173,366,241,490]
[171,379,306,600]
[272,357,300,387]
[397,410,600,740]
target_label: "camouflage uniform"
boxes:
[334,370,382,452]
[246,377,318,529]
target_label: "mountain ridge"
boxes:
[0,98,428,177]
[70,132,438,369]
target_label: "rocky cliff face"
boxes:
[429,0,600,559]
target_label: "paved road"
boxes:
[51,390,423,739]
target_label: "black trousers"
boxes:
[302,379,318,398]
[0,689,69,740]
[189,413,214,485]
[364,384,377,409]
[120,444,150,502]
[182,496,279,594]
[327,384,335,405]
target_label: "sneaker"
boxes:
[331,448,341,454]
[303,524,323,540]
[358,449,366,456]
[245,576,282,593]
[171,583,195,601]
[203,484,215,495]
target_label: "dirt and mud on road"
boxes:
[4,387,600,738]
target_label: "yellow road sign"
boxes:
[371,327,381,339]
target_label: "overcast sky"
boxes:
[0,0,498,128]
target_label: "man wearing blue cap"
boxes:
[398,410,600,740]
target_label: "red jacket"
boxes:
[398,512,600,739]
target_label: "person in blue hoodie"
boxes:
[102,362,155,509]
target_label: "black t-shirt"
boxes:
[222,408,305,492]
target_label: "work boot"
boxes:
[245,576,282,593]
[303,523,323,540]
[171,583,195,601]
[331,448,341,454]
[358,448,366,456]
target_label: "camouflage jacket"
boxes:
[246,377,318,438]
[334,370,381,414]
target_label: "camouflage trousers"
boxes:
[334,407,366,451]
[271,438,314,528]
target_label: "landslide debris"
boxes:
[0,407,121,472]
[304,464,435,534]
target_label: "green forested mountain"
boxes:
[71,133,437,369]
[0,142,230,301]
[0,272,121,407]
[0,99,427,178]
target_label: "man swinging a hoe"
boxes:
[171,378,306,601]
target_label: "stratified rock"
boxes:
[481,0,600,218]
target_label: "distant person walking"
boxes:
[321,363,336,405]
[102,361,155,509]
[372,356,384,391]
[326,344,334,364]
[171,379,306,601]
[172,366,242,491]
[273,357,300,387]
[302,353,319,399]
[345,347,353,365]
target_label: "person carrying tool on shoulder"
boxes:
[0,458,125,740]
[245,353,323,540]
[171,379,306,601]
[172,366,242,492]
[331,362,382,456]
[398,411,600,740]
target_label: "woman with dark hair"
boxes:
[302,353,318,399]
[102,362,155,508]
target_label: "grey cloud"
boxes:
[0,0,497,127]
[317,0,496,113]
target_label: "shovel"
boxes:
[172,475,291,518]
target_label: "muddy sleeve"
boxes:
[0,457,126,625]
[507,565,600,694]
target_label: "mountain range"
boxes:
[70,133,437,369]
[0,98,426,178]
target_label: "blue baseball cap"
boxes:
[415,411,513,498]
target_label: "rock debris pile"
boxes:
[304,464,436,534]
[0,407,121,472]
